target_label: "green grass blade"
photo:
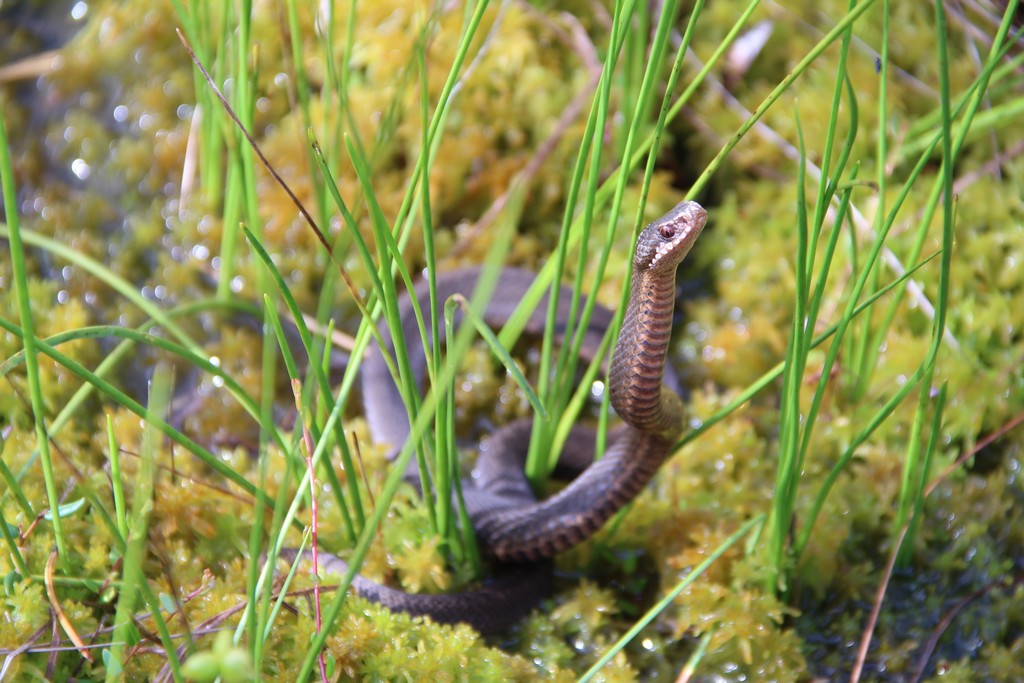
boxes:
[0,319,278,505]
[763,106,812,591]
[898,382,947,566]
[550,0,694,474]
[0,224,198,358]
[579,515,764,683]
[677,250,940,454]
[292,182,520,681]
[104,365,165,683]
[0,97,69,567]
[764,18,861,587]
[855,1,1019,392]
[447,295,546,419]
[106,414,129,542]
[891,0,956,567]
[526,0,638,484]
[689,0,878,199]
[0,441,33,517]
[243,225,364,534]
[0,449,30,577]
[496,0,752,363]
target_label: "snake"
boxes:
[279,200,707,633]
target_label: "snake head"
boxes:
[634,200,707,274]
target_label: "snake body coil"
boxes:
[284,200,707,632]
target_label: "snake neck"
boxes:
[609,267,685,440]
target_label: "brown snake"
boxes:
[280,200,707,632]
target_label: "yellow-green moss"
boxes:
[2,0,1023,680]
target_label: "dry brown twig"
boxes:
[0,50,59,83]
[452,6,602,256]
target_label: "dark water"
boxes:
[1,0,81,56]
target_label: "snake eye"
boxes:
[659,224,676,240]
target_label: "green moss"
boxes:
[2,0,1023,679]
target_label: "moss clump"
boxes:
[0,279,99,420]
[2,0,1023,680]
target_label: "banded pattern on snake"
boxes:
[281,200,706,632]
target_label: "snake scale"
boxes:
[280,200,707,633]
